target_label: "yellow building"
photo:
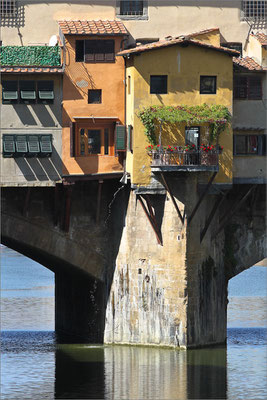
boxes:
[118,29,239,187]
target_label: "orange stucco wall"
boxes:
[62,34,125,175]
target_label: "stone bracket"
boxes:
[188,171,217,225]
[160,172,185,225]
[137,194,163,246]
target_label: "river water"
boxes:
[1,245,267,399]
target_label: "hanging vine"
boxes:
[138,104,232,145]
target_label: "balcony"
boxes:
[149,147,220,172]
[0,46,61,67]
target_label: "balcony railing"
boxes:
[150,148,220,171]
[0,46,61,67]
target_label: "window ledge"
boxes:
[116,14,148,20]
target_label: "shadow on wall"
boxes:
[14,146,62,182]
[13,104,61,127]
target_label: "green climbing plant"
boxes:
[0,46,61,67]
[138,104,231,145]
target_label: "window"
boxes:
[2,134,52,158]
[221,42,242,57]
[20,80,36,103]
[77,124,114,156]
[0,0,17,16]
[37,81,54,103]
[75,40,115,63]
[120,1,143,16]
[88,89,102,104]
[200,76,217,94]
[234,135,266,155]
[2,80,18,104]
[2,80,54,104]
[116,1,148,20]
[234,75,262,100]
[150,75,167,94]
[242,1,267,20]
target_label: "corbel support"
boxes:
[160,172,184,225]
[137,194,163,246]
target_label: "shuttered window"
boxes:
[2,134,53,157]
[116,125,126,151]
[75,40,115,63]
[234,75,262,99]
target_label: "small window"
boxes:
[37,81,54,103]
[200,76,217,94]
[0,0,17,16]
[88,89,102,104]
[120,1,144,16]
[150,75,168,94]
[20,81,36,103]
[2,80,18,104]
[76,40,115,63]
[234,75,262,100]
[221,42,242,57]
[242,1,267,20]
[234,134,266,155]
[88,130,101,154]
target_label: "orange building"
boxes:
[59,20,128,179]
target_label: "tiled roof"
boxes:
[251,32,267,46]
[118,37,239,57]
[233,56,264,71]
[185,27,220,38]
[0,66,64,73]
[58,20,128,36]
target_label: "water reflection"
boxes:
[55,344,226,400]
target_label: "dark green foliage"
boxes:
[0,46,61,67]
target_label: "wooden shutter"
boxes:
[85,40,96,63]
[248,76,262,100]
[95,41,105,62]
[127,125,133,152]
[70,121,76,157]
[105,40,115,62]
[116,125,126,151]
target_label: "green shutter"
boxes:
[127,125,132,152]
[40,135,52,156]
[15,135,28,155]
[116,125,126,151]
[28,135,40,155]
[3,135,16,157]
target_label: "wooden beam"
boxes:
[63,185,73,232]
[214,185,256,237]
[200,193,225,243]
[96,180,103,224]
[187,171,217,226]
[160,172,184,225]
[22,187,31,217]
[143,194,163,244]
[137,195,163,246]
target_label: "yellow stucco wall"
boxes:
[190,30,221,47]
[125,44,233,186]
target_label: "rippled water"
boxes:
[1,246,267,399]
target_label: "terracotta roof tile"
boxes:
[58,20,128,36]
[0,66,64,73]
[118,37,239,57]
[251,32,267,46]
[233,56,263,71]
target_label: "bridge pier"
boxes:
[55,271,105,343]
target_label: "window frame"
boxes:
[234,75,262,100]
[241,1,267,20]
[75,39,115,63]
[88,89,102,104]
[234,134,266,155]
[76,122,115,157]
[200,76,217,95]
[0,0,17,17]
[116,0,148,20]
[150,75,168,95]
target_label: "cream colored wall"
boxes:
[0,1,253,48]
[126,45,233,185]
[244,35,263,66]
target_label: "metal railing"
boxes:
[150,149,219,167]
